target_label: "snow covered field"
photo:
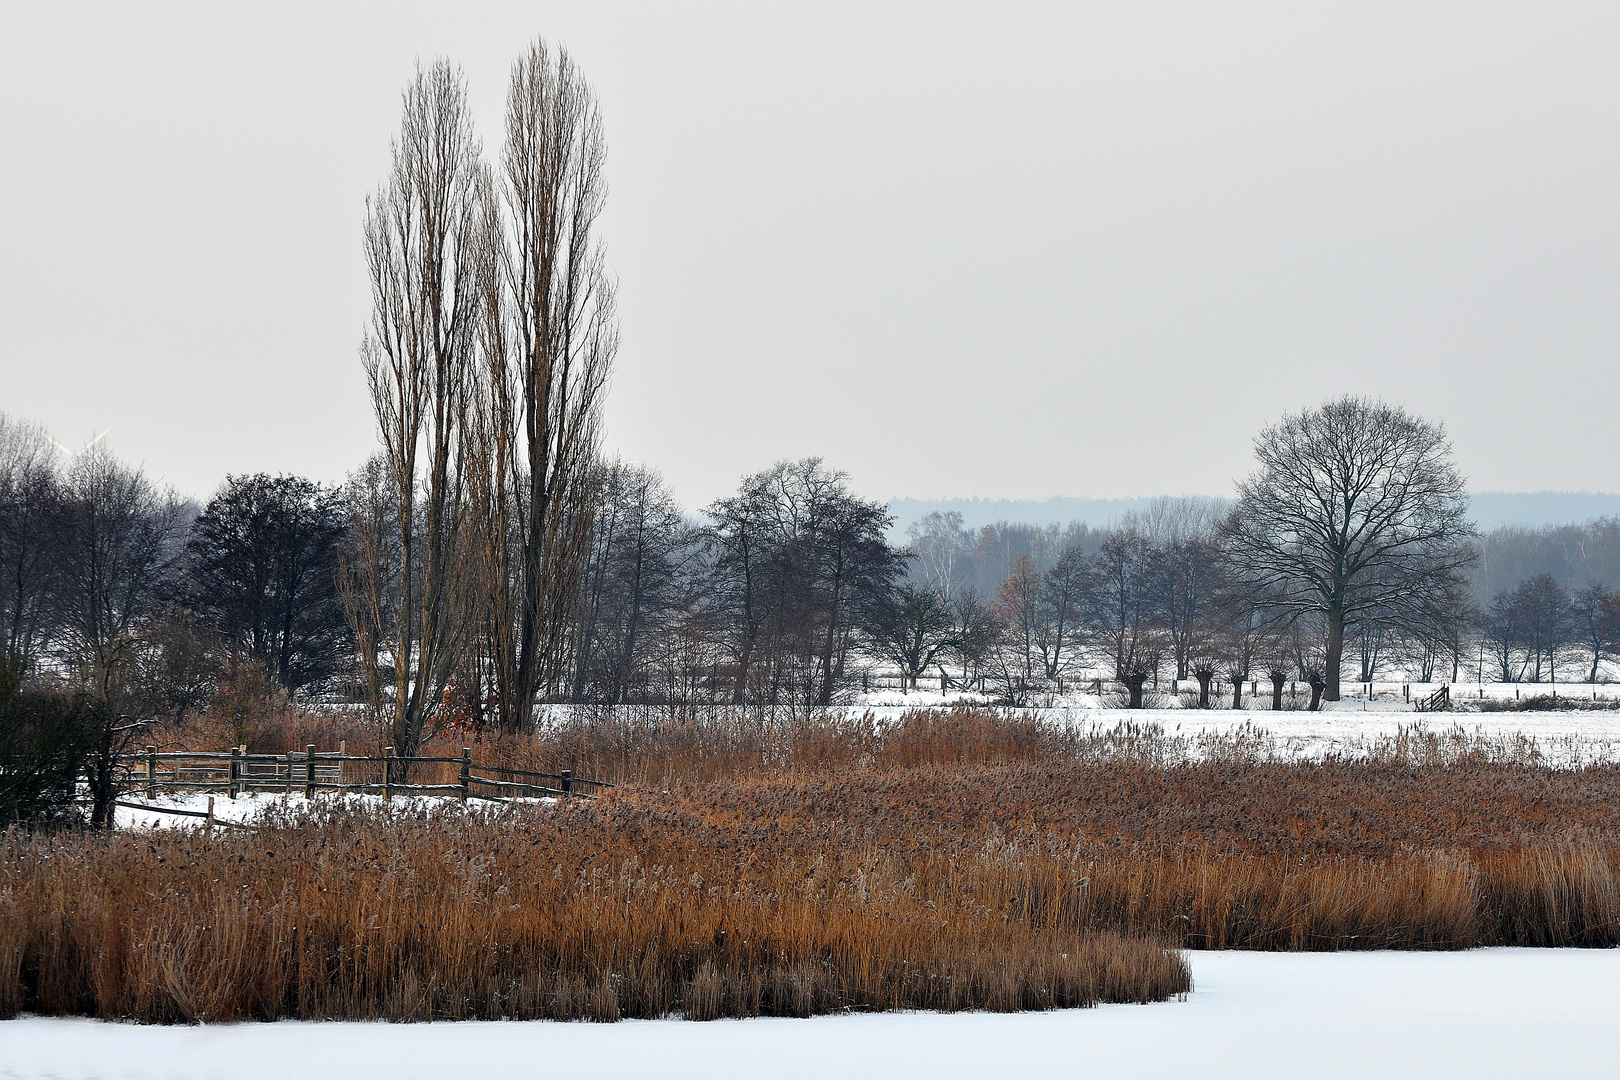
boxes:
[6,949,1617,1080]
[843,700,1620,766]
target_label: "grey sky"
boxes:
[3,2,1617,510]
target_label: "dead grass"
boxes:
[14,708,1620,1023]
[0,799,1186,1023]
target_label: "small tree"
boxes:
[1508,574,1571,682]
[0,413,63,667]
[1035,544,1087,683]
[1481,589,1524,682]
[1570,580,1616,683]
[1084,527,1164,708]
[181,474,350,695]
[0,659,91,825]
[873,583,959,690]
[51,451,188,826]
[948,589,996,689]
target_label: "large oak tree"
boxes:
[1222,397,1475,701]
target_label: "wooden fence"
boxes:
[117,745,611,804]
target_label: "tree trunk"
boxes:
[1126,673,1146,709]
[1231,679,1243,709]
[1195,671,1212,708]
[1324,610,1344,701]
[1307,672,1325,711]
[1271,672,1286,710]
[733,636,753,704]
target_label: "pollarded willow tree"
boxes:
[1221,396,1476,701]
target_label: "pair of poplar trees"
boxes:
[345,41,614,763]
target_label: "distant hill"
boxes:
[1465,492,1620,530]
[886,491,1620,538]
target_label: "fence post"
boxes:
[561,769,572,798]
[229,747,242,799]
[384,746,394,801]
[460,747,471,802]
[146,745,157,799]
[305,744,317,800]
[206,796,215,832]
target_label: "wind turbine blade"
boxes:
[44,436,76,456]
[83,426,115,451]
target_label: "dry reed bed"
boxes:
[0,798,1187,1023]
[18,709,1619,1023]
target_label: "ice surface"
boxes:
[5,949,1618,1080]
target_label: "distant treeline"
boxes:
[894,494,1620,548]
[1474,518,1620,599]
[900,507,1620,605]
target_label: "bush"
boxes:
[0,662,91,826]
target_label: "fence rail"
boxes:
[116,745,611,805]
[1415,685,1452,713]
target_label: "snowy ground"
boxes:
[839,704,1620,765]
[854,679,1620,713]
[5,949,1618,1080]
[111,792,554,831]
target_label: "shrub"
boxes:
[0,662,91,826]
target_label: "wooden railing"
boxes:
[1415,685,1451,713]
[117,745,611,804]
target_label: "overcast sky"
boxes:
[3,2,1617,509]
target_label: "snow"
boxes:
[4,949,1618,1079]
[111,792,555,831]
[842,694,1620,766]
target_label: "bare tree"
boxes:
[0,414,62,666]
[873,582,958,690]
[948,588,996,689]
[1223,397,1476,701]
[1084,527,1165,708]
[1035,544,1086,682]
[907,511,972,601]
[1570,580,1616,683]
[992,552,1043,691]
[705,459,896,706]
[1481,589,1525,683]
[475,39,616,727]
[354,60,486,764]
[1128,497,1224,680]
[1507,574,1571,682]
[568,462,691,704]
[51,451,188,825]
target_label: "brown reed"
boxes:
[12,708,1620,1023]
[0,799,1187,1023]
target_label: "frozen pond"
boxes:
[6,948,1619,1079]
